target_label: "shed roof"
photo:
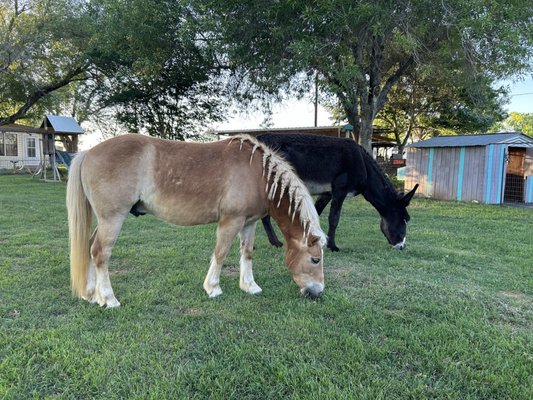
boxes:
[40,115,84,134]
[408,132,533,148]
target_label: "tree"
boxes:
[0,0,91,125]
[85,0,227,140]
[203,0,533,152]
[490,112,533,136]
[0,0,227,139]
[374,67,508,154]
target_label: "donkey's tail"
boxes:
[66,151,92,298]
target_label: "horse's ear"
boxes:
[400,184,419,206]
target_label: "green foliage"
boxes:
[0,0,92,124]
[2,176,533,398]
[490,112,533,136]
[86,0,226,139]
[374,68,508,151]
[204,0,533,150]
[0,0,226,138]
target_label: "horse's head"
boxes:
[379,184,418,250]
[285,234,325,299]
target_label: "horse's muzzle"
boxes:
[301,283,324,299]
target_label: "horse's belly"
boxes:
[142,197,219,226]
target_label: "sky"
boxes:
[213,75,533,131]
[79,75,533,150]
[501,75,533,114]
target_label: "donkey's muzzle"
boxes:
[393,237,406,250]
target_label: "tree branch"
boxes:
[0,65,87,125]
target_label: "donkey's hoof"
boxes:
[327,244,340,252]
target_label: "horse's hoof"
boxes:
[273,242,283,248]
[207,286,223,298]
[328,245,340,252]
[106,298,121,308]
[242,282,262,295]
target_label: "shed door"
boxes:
[504,147,525,203]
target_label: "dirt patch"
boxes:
[175,307,203,316]
[221,265,239,276]
[110,269,128,276]
[501,291,530,301]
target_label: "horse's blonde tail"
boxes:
[66,151,92,298]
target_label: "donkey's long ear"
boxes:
[401,184,419,206]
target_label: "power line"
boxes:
[510,92,533,97]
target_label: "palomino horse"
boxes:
[258,134,418,251]
[67,134,327,307]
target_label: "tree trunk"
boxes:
[359,117,373,154]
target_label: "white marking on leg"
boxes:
[82,258,97,302]
[203,255,223,297]
[239,255,262,295]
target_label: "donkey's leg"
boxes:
[239,222,262,295]
[203,217,245,298]
[261,216,283,247]
[90,215,126,307]
[314,193,332,216]
[327,188,348,252]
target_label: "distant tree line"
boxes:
[1,0,532,148]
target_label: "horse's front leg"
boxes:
[203,216,245,298]
[239,221,262,295]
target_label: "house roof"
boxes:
[40,115,84,134]
[0,123,47,134]
[408,132,533,148]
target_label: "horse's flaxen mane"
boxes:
[230,135,327,246]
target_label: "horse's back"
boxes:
[81,134,268,225]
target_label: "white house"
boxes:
[0,115,83,170]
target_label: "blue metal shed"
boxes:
[404,133,533,204]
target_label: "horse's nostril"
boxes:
[302,286,323,299]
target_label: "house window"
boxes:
[0,133,18,156]
[26,137,36,158]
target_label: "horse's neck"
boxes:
[268,197,304,243]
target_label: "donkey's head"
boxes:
[379,184,418,250]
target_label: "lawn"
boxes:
[1,175,532,399]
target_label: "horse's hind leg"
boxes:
[203,216,245,298]
[90,215,126,307]
[239,221,262,295]
[81,229,98,303]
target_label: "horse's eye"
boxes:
[311,257,321,265]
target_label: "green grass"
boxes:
[1,175,532,399]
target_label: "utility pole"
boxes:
[314,71,318,127]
